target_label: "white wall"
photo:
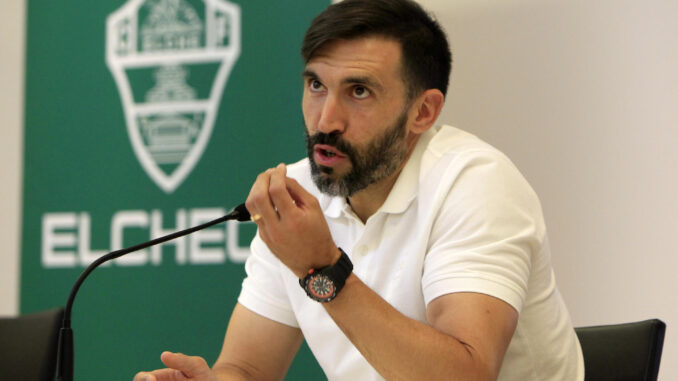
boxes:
[0,0,25,317]
[421,0,677,379]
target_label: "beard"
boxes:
[305,111,410,197]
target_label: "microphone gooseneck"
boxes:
[55,203,250,381]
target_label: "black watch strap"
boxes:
[299,248,353,302]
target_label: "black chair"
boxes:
[0,307,64,381]
[575,319,666,381]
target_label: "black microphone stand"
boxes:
[55,204,250,381]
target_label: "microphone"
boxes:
[55,203,251,381]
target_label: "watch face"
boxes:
[307,274,336,301]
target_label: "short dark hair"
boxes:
[301,0,452,99]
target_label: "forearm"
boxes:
[211,364,259,381]
[212,303,303,381]
[323,275,496,381]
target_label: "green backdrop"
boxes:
[21,0,328,379]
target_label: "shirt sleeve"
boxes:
[238,233,299,328]
[421,150,545,313]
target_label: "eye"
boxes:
[308,79,325,93]
[352,86,370,99]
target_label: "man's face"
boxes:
[302,37,415,197]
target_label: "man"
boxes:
[135,0,584,380]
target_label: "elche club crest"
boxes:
[106,0,241,193]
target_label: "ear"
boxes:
[408,89,445,134]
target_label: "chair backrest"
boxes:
[575,319,666,381]
[0,307,64,381]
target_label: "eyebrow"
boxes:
[302,69,319,80]
[302,69,384,92]
[343,76,383,92]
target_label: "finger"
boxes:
[246,169,278,223]
[133,371,155,381]
[160,351,210,378]
[269,163,297,217]
[284,176,315,209]
[134,368,186,381]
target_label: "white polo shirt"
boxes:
[238,125,584,381]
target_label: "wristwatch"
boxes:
[299,248,353,303]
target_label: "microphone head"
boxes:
[232,203,251,221]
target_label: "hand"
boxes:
[246,163,340,278]
[133,351,216,381]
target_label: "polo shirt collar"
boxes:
[376,128,432,215]
[322,193,345,219]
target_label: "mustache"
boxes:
[305,132,358,158]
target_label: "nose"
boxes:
[316,93,347,135]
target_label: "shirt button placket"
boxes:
[350,244,368,269]
[356,245,368,257]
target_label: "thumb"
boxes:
[160,351,211,378]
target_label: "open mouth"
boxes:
[321,148,338,157]
[315,144,345,158]
[313,144,347,166]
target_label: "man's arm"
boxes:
[213,303,303,380]
[133,303,303,381]
[324,276,518,381]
